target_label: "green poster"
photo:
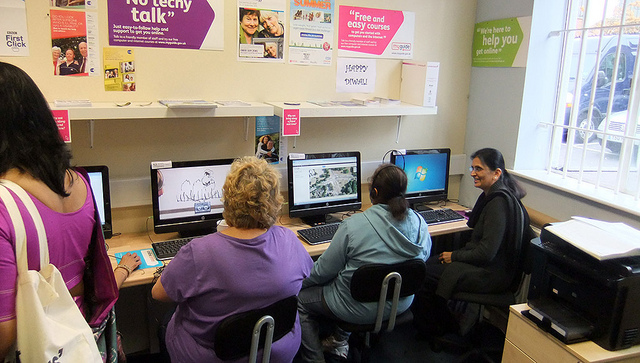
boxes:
[472,17,530,68]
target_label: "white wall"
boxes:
[460,0,533,207]
[461,0,640,229]
[0,0,478,232]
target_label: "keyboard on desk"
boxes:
[418,208,466,225]
[152,237,193,260]
[298,223,340,245]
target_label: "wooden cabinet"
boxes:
[505,304,640,363]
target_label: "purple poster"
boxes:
[108,0,224,50]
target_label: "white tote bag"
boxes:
[0,180,101,363]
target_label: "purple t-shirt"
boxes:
[0,175,95,322]
[161,225,313,363]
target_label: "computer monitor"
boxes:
[81,165,113,239]
[150,158,234,237]
[287,151,362,226]
[390,148,451,210]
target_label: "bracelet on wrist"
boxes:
[115,266,129,277]
[116,264,132,277]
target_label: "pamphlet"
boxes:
[54,99,92,107]
[158,100,217,109]
[215,100,250,106]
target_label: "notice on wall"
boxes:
[50,0,97,10]
[255,116,283,164]
[282,109,300,136]
[103,47,136,91]
[472,17,531,67]
[107,0,223,50]
[336,57,375,93]
[52,110,71,143]
[338,6,414,59]
[288,0,334,66]
[51,9,99,76]
[0,0,29,56]
[238,0,286,62]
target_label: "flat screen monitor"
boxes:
[150,158,234,237]
[390,148,451,210]
[287,151,362,226]
[81,165,113,239]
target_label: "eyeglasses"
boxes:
[469,166,484,173]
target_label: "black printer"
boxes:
[525,227,640,351]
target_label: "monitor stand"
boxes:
[412,203,433,212]
[178,225,217,239]
[300,214,340,227]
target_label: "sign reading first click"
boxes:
[472,17,531,68]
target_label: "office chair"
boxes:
[443,219,535,362]
[334,259,427,363]
[213,295,298,363]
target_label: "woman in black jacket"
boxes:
[412,148,529,337]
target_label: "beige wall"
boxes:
[1,0,476,233]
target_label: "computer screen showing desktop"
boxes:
[150,158,234,237]
[391,148,451,209]
[81,165,113,239]
[288,151,362,226]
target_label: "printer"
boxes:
[525,226,640,351]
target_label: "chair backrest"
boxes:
[349,259,427,332]
[213,295,298,362]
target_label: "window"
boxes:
[546,0,640,203]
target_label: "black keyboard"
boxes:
[418,208,466,225]
[298,223,340,245]
[152,237,193,260]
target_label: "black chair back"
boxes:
[350,259,427,302]
[214,295,298,361]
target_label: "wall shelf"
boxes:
[267,101,437,118]
[49,101,274,120]
[267,101,437,143]
[51,101,274,147]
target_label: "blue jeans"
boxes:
[296,286,349,363]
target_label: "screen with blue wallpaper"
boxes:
[391,148,450,207]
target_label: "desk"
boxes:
[504,304,640,362]
[107,204,470,288]
[111,204,469,354]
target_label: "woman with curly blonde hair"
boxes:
[153,156,313,362]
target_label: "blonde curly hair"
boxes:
[222,156,283,229]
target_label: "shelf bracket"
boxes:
[244,116,249,141]
[89,119,95,148]
[395,115,402,143]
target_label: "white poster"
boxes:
[0,0,29,56]
[336,57,375,93]
[238,0,286,62]
[288,0,334,66]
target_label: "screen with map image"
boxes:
[288,151,361,225]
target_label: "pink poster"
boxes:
[52,110,71,143]
[282,109,300,136]
[338,6,414,59]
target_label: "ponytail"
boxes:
[502,169,526,199]
[370,164,409,220]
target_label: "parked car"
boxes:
[596,110,640,153]
[565,35,638,143]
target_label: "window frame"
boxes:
[516,0,640,217]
